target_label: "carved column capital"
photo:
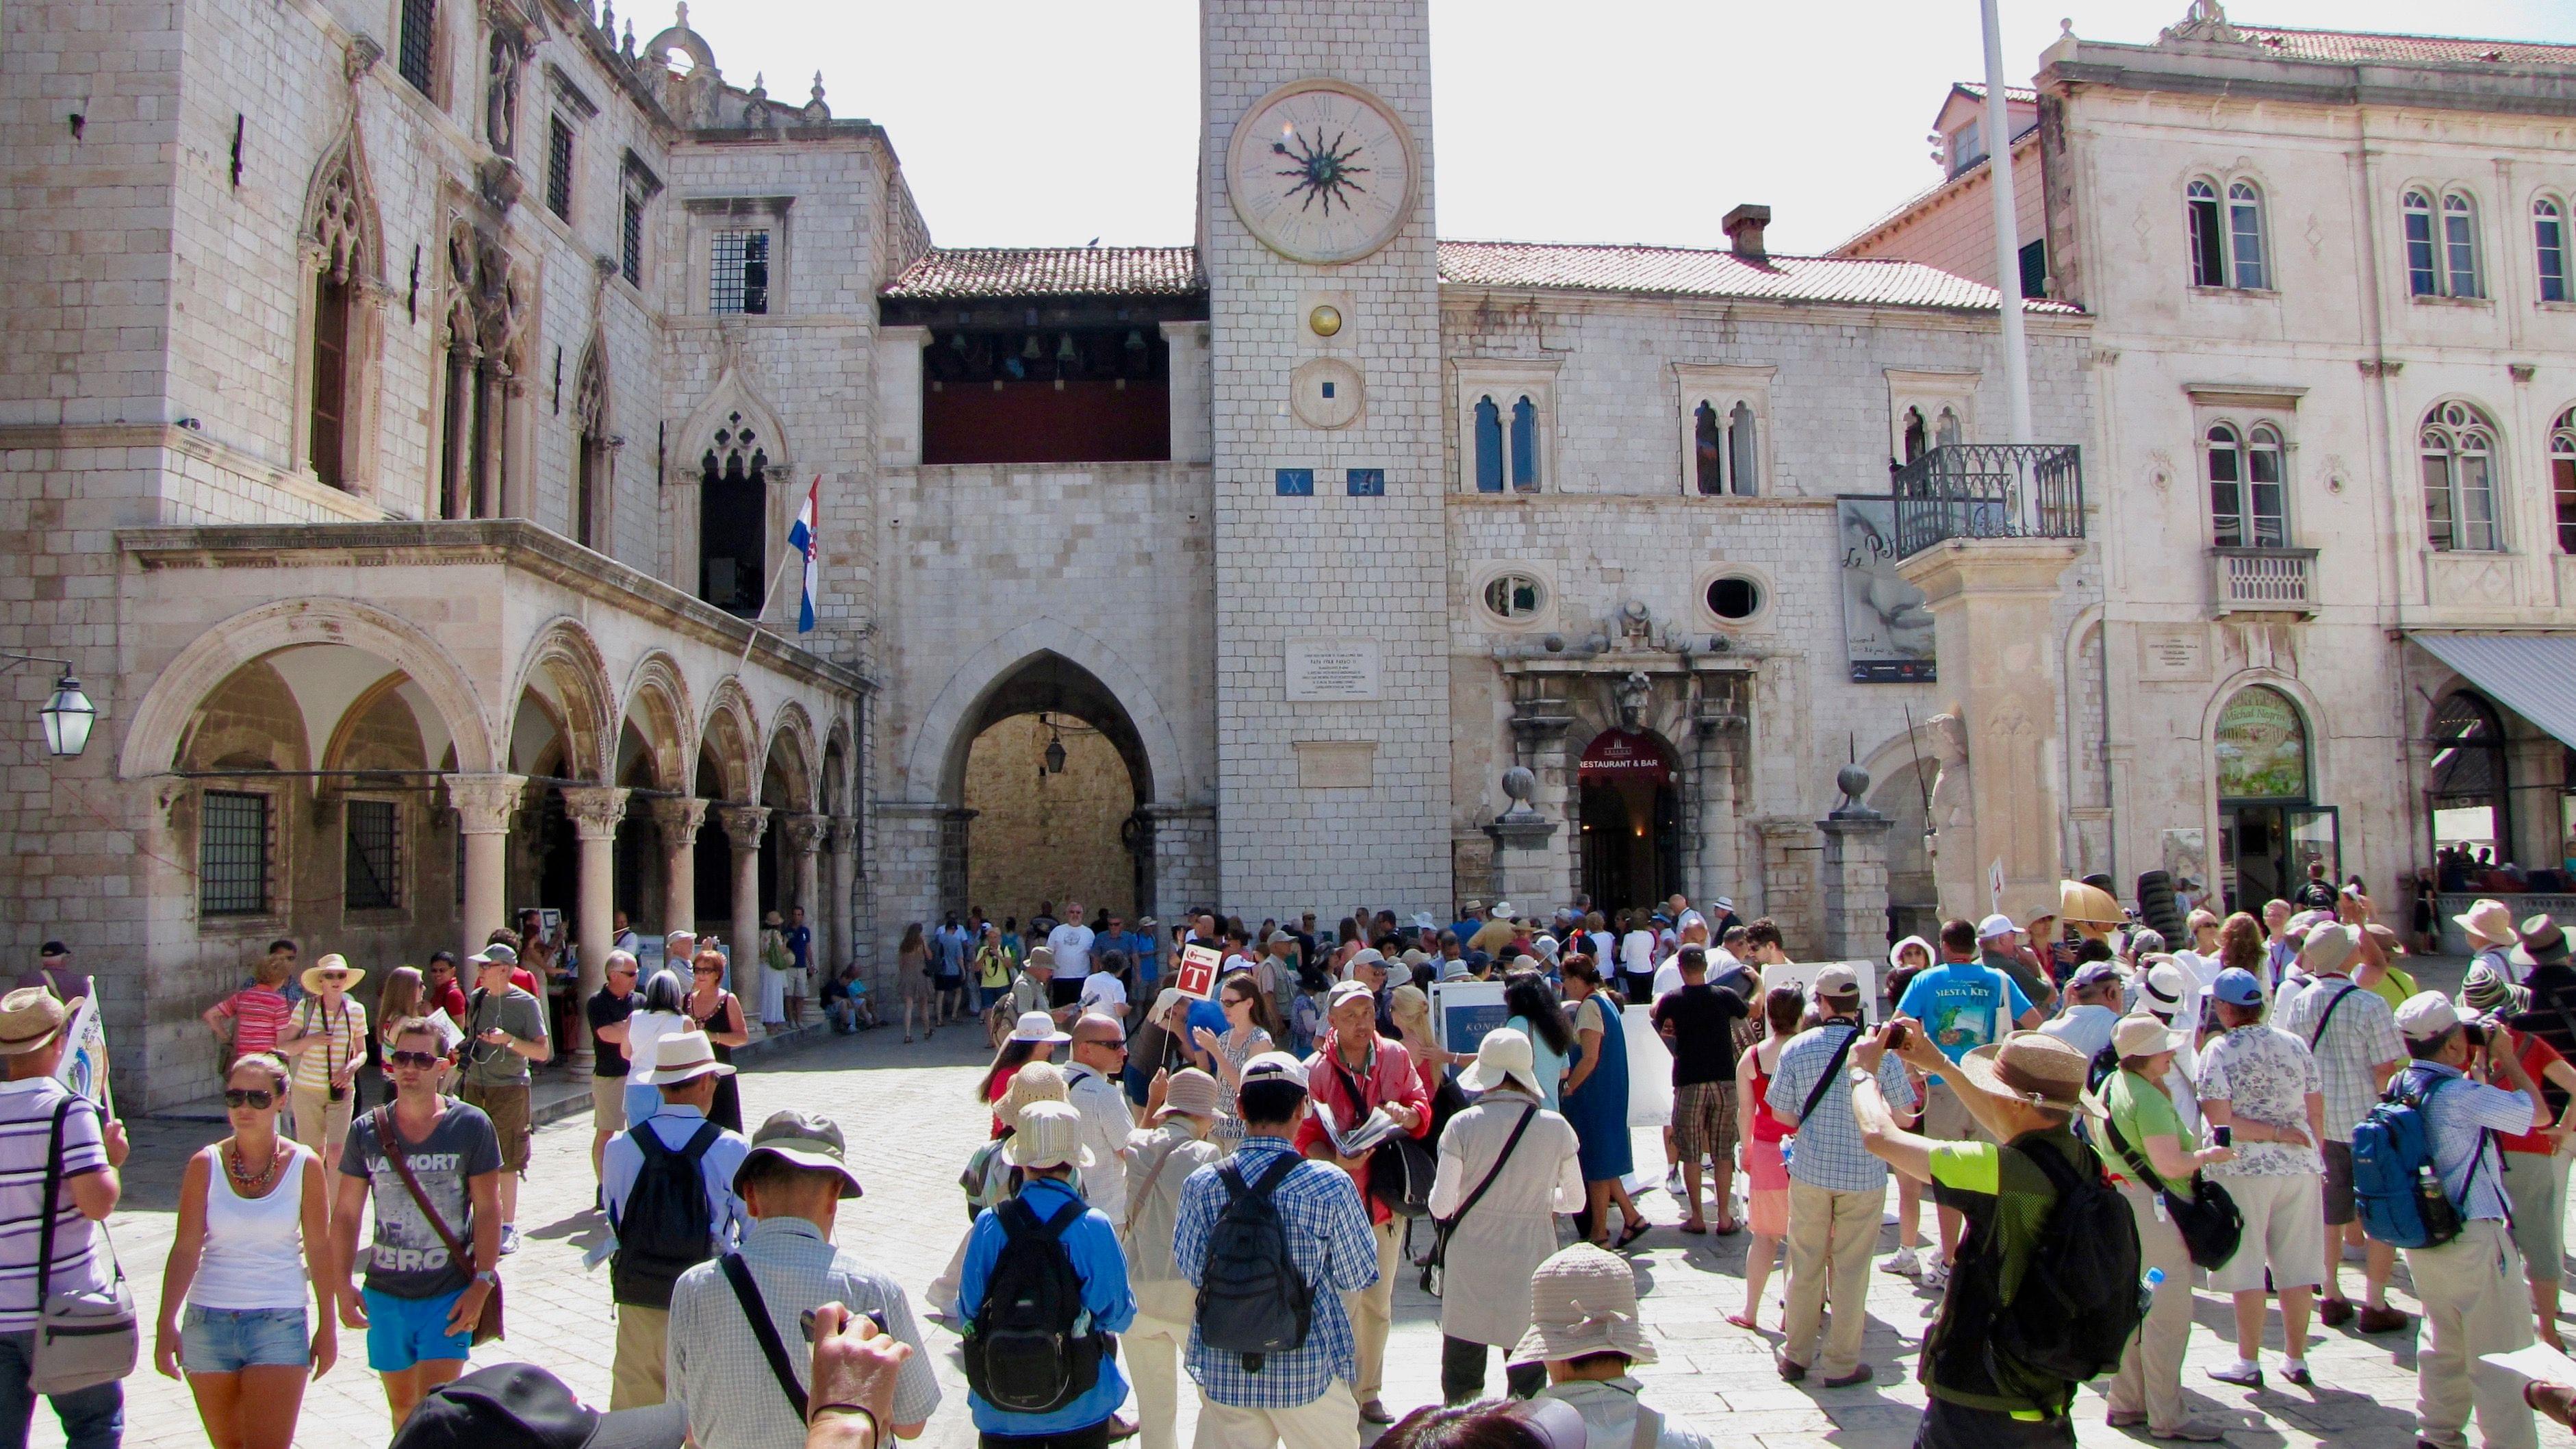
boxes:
[779,814,827,859]
[561,785,630,841]
[823,816,857,855]
[648,795,708,846]
[715,803,770,853]
[447,773,526,834]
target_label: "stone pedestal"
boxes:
[1815,811,1895,963]
[448,773,526,959]
[1754,818,1820,959]
[1897,538,2082,924]
[1483,812,1562,915]
[824,817,857,975]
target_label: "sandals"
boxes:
[1680,1220,1710,1235]
[1614,1220,1652,1249]
[1724,1311,1759,1330]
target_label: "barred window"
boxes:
[621,192,644,287]
[345,798,400,910]
[546,116,573,221]
[201,791,271,916]
[709,228,769,315]
[398,0,437,96]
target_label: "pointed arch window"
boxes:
[2551,407,2576,554]
[2538,197,2568,305]
[1509,396,1538,492]
[301,147,377,493]
[573,347,609,551]
[2421,401,2500,553]
[701,413,768,614]
[1472,395,1503,494]
[2404,190,2440,297]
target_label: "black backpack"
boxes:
[960,1196,1104,1415]
[2086,1039,2119,1093]
[1193,1154,1314,1370]
[609,1120,723,1309]
[1985,1135,2145,1396]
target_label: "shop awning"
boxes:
[2408,632,2576,750]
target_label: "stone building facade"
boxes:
[1846,3,2576,931]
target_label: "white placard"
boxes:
[1285,639,1383,702]
[1761,959,1882,1024]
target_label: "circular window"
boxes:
[1706,575,1763,621]
[1481,573,1546,623]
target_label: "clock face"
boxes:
[1226,79,1418,266]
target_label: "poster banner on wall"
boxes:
[1835,496,1937,683]
[1432,981,1510,1059]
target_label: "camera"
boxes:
[1885,1022,1911,1050]
[327,1084,348,1102]
[2464,1020,2490,1050]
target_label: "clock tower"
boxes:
[1201,0,1453,914]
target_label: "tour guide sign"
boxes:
[1171,943,1223,1000]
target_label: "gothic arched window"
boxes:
[1472,395,1503,494]
[2421,401,2501,552]
[1509,396,1538,492]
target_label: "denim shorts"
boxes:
[363,1286,471,1372]
[181,1305,309,1373]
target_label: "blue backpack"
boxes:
[2349,1066,2477,1250]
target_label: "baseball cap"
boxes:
[1240,1051,1308,1090]
[2210,967,2264,1007]
[2397,991,2465,1042]
[1811,964,1861,1000]
[737,1109,861,1198]
[1327,980,1376,1010]
[390,1363,683,1449]
[1976,914,2017,940]
[470,943,518,967]
[2068,960,2125,991]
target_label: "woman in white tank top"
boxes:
[153,1054,337,1449]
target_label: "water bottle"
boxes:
[2145,1268,2167,1290]
[2140,1265,2164,1315]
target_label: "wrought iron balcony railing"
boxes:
[1891,442,2086,559]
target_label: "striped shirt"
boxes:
[214,987,294,1057]
[283,997,366,1092]
[0,1077,109,1332]
[1173,1136,1379,1408]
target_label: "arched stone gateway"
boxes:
[946,653,1157,924]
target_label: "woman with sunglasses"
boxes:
[275,954,366,1172]
[681,948,750,1132]
[1186,976,1279,1146]
[155,1054,337,1449]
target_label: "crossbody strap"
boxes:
[1121,1142,1180,1235]
[2100,1102,2171,1196]
[1798,1024,1863,1125]
[374,1105,472,1269]
[1444,1105,1538,1230]
[720,1253,808,1420]
[2308,983,2360,1051]
[34,1096,73,1307]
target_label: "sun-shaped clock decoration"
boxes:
[1227,79,1418,266]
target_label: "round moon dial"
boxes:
[1226,79,1418,266]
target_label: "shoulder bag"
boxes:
[372,1105,505,1344]
[1329,1053,1436,1218]
[1420,1104,1538,1298]
[2306,983,2360,1051]
[26,1096,136,1394]
[2100,1095,2242,1270]
[721,1252,810,1420]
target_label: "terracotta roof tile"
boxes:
[882,247,1203,299]
[1435,240,2080,314]
[2230,25,2576,66]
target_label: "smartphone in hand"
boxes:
[2211,1125,2232,1148]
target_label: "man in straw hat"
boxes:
[1851,1018,2104,1446]
[667,1109,939,1449]
[1119,1068,1225,1449]
[599,1029,748,1409]
[1763,964,1917,1389]
[1174,1051,1380,1446]
[956,1098,1135,1444]
[1513,1243,1715,1448]
[2274,923,2410,1337]
[277,951,368,1168]
[0,989,128,1443]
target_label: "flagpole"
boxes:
[1980,0,2035,451]
[734,477,821,675]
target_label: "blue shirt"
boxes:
[1897,960,2034,1084]
[600,1105,752,1261]
[784,924,811,972]
[1111,931,1158,984]
[1764,1020,1918,1192]
[2410,1061,2537,1223]
[956,1176,1135,1433]
[1173,1135,1379,1408]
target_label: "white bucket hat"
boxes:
[635,1029,736,1087]
[1457,1026,1544,1097]
[1004,1100,1094,1170]
[1009,1010,1071,1045]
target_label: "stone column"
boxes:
[782,815,826,983]
[1897,538,2082,924]
[561,785,629,1071]
[824,817,858,974]
[717,804,770,997]
[1691,671,1748,909]
[649,797,707,941]
[1815,770,1895,967]
[448,773,526,958]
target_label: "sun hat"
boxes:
[301,953,367,994]
[1239,1050,1308,1091]
[2461,960,2529,1016]
[2298,922,2358,977]
[1887,935,1933,971]
[1457,1027,1544,1096]
[1509,955,1542,974]
[737,1109,861,1198]
[1008,1010,1071,1045]
[1714,896,1735,913]
[1810,963,1861,1000]
[1412,912,1438,933]
[387,1362,685,1449]
[0,990,66,1056]
[1956,1032,2090,1110]
[2139,959,2195,1022]
[1160,1067,1222,1120]
[2210,967,2265,1008]
[1004,1100,1094,1170]
[2513,915,2571,970]
[1327,979,1376,1011]
[763,910,783,927]
[2454,898,2518,945]
[996,1061,1069,1123]
[1025,946,1056,970]
[1491,902,1514,919]
[2110,1012,2185,1059]
[1400,948,1432,968]
[2397,991,2466,1042]
[634,1030,735,1087]
[1138,916,1158,929]
[1976,913,2017,940]
[1507,1242,1657,1367]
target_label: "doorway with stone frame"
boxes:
[1577,727,1683,916]
[948,653,1156,927]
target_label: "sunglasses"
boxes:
[390,1050,443,1070]
[320,971,349,981]
[693,966,722,976]
[222,1089,275,1109]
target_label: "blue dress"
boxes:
[1561,994,1633,1181]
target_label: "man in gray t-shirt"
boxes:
[459,945,550,1255]
[339,1100,502,1299]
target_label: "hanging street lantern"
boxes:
[40,674,93,759]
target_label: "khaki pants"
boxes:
[2108,1179,2195,1434]
[1126,1310,1191,1449]
[609,1302,669,1410]
[1192,1378,1360,1449]
[1342,1217,1401,1400]
[290,1084,352,1159]
[2403,1220,2538,1449]
[1782,1179,1885,1378]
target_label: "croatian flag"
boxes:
[787,477,820,633]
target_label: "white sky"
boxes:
[676,1,2576,257]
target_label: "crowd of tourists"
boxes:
[12,879,2576,1448]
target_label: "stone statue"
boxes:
[1614,670,1652,731]
[1926,710,1977,918]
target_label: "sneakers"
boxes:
[2207,1361,2263,1389]
[1920,1256,1950,1290]
[498,1224,521,1257]
[1881,1246,1922,1278]
[1666,1165,1686,1196]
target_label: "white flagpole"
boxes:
[734,547,800,675]
[1980,0,2035,452]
